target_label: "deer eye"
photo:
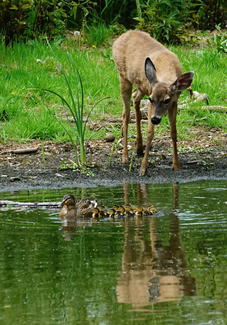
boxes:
[149,97,154,104]
[163,98,170,105]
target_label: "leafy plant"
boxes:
[0,0,33,46]
[194,0,227,30]
[207,24,227,53]
[0,0,92,45]
[134,0,203,43]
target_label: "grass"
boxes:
[85,23,115,47]
[0,30,226,152]
[39,39,110,167]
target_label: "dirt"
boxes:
[0,127,227,193]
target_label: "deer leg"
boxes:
[132,89,143,156]
[120,79,132,164]
[168,103,180,170]
[139,102,154,176]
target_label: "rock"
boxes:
[105,133,115,142]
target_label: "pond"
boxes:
[0,180,227,324]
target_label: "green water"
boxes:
[0,180,227,324]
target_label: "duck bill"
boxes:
[59,198,67,208]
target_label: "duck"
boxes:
[59,194,97,219]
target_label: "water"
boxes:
[0,180,227,324]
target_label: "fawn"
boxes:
[112,30,194,175]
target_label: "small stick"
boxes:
[1,147,39,154]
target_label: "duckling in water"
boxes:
[59,194,97,219]
[124,204,136,216]
[113,205,126,216]
[146,205,157,215]
[109,208,116,219]
[135,205,157,217]
[134,206,145,217]
[92,207,108,219]
[92,207,100,219]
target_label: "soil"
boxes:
[0,127,227,193]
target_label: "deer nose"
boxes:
[151,116,161,125]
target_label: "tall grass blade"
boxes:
[46,39,78,119]
[109,140,116,167]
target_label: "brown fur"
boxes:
[112,30,193,175]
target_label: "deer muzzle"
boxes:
[151,116,162,125]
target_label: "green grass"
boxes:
[0,33,226,149]
[85,23,115,47]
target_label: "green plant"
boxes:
[85,23,114,47]
[0,0,33,46]
[207,24,227,53]
[134,0,202,43]
[194,0,227,30]
[109,140,116,167]
[0,0,93,46]
[39,40,108,167]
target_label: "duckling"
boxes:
[124,204,136,216]
[59,194,97,219]
[92,207,101,220]
[113,205,125,216]
[134,205,157,217]
[146,205,157,215]
[134,206,145,217]
[97,205,109,217]
[92,206,108,219]
[109,208,116,219]
[112,204,120,211]
[100,207,109,217]
[117,206,126,216]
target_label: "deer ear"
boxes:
[145,57,158,85]
[172,72,194,93]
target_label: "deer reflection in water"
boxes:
[58,184,196,305]
[116,183,196,307]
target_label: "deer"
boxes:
[112,30,194,176]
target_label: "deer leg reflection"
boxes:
[117,187,196,307]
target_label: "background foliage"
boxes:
[0,0,227,45]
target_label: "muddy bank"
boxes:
[0,137,226,192]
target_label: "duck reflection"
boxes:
[116,184,196,306]
[59,194,97,241]
[59,217,93,241]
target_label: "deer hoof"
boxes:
[139,166,146,176]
